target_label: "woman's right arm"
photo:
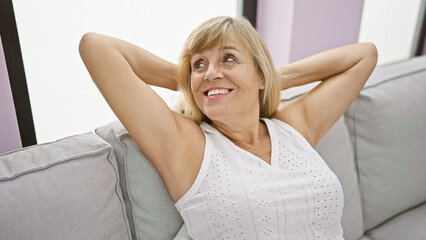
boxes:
[79,33,204,194]
[80,32,177,90]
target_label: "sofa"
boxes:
[1,55,425,240]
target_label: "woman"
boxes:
[79,16,377,239]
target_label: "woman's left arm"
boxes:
[273,42,378,147]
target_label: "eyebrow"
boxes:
[221,45,238,51]
[191,45,240,63]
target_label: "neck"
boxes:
[211,117,266,146]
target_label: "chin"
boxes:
[203,109,230,123]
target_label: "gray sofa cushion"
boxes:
[95,122,184,240]
[365,202,426,240]
[173,223,191,240]
[345,55,426,230]
[0,132,131,240]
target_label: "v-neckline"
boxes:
[203,118,275,167]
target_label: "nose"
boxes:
[204,63,223,81]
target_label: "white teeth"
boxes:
[207,89,230,96]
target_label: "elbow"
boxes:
[363,42,378,66]
[368,42,378,61]
[79,32,102,60]
[79,32,93,59]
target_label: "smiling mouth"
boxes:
[204,89,233,97]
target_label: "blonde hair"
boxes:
[176,16,280,123]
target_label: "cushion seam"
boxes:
[0,146,112,181]
[0,132,96,156]
[106,147,133,240]
[118,132,139,240]
[363,68,426,90]
[280,68,426,103]
[353,97,367,236]
[364,200,426,234]
[354,99,360,186]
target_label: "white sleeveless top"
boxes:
[175,118,344,240]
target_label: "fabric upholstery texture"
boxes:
[173,223,190,240]
[95,122,184,240]
[0,132,131,240]
[345,57,426,230]
[365,202,426,240]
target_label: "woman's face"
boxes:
[190,35,263,122]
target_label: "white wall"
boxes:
[13,0,237,144]
[359,0,423,65]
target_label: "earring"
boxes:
[260,85,265,90]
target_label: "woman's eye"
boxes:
[194,61,206,69]
[224,55,236,63]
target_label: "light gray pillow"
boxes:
[173,223,192,240]
[95,122,184,240]
[345,56,426,230]
[0,132,131,240]
[365,202,426,240]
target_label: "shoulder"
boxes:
[271,100,315,147]
[266,117,317,156]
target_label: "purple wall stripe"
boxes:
[257,0,295,66]
[423,39,426,55]
[0,35,22,154]
[290,0,364,62]
[257,0,364,66]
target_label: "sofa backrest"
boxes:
[0,132,131,240]
[344,55,426,231]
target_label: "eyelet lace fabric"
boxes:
[175,118,344,240]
